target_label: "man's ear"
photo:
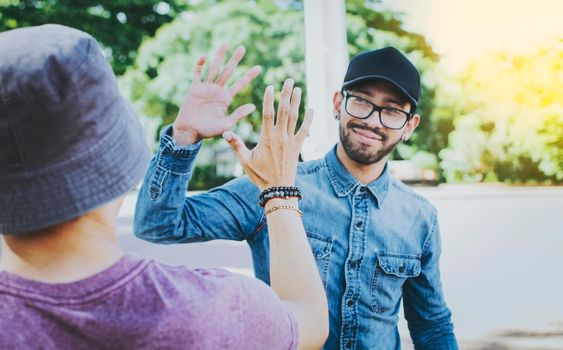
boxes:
[402,114,420,141]
[333,91,343,119]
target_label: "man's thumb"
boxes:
[222,131,249,160]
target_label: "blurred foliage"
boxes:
[120,0,450,187]
[120,0,306,140]
[4,0,559,186]
[439,39,563,183]
[0,0,185,74]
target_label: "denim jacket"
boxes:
[134,126,458,349]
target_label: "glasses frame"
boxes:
[341,90,413,130]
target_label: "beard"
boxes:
[339,120,401,165]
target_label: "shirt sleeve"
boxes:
[403,210,458,349]
[133,125,264,244]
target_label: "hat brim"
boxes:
[342,75,418,107]
[0,97,151,234]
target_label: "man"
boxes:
[0,25,328,349]
[135,47,458,349]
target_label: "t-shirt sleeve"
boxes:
[235,274,299,350]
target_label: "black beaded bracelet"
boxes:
[259,186,302,207]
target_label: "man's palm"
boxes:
[177,83,233,139]
[172,45,261,145]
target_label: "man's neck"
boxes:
[0,214,123,283]
[336,143,388,185]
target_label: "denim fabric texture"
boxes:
[134,125,458,350]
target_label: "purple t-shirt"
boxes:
[0,255,298,349]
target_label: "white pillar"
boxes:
[302,0,348,161]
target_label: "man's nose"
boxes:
[364,110,384,129]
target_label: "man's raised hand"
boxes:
[172,44,262,145]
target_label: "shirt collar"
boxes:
[324,145,390,207]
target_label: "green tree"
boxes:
[0,0,185,74]
[120,1,306,142]
[120,0,443,188]
[440,40,563,183]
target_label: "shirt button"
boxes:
[346,340,353,348]
[349,260,358,269]
[355,221,363,228]
[346,299,354,307]
[359,187,366,192]
[399,265,405,273]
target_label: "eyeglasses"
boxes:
[341,90,412,130]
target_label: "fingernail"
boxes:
[267,85,274,93]
[222,131,232,141]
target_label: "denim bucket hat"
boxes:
[0,24,151,234]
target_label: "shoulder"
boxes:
[151,264,298,349]
[388,176,437,216]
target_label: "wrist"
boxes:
[259,180,295,192]
[264,197,299,210]
[172,124,200,146]
[259,185,301,207]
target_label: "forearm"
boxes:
[265,198,329,349]
[134,126,262,243]
[133,131,202,243]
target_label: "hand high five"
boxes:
[173,44,262,145]
[223,79,314,191]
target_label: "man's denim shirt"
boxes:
[134,126,458,350]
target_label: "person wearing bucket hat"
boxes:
[135,46,458,349]
[0,24,329,349]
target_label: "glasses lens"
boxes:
[346,96,373,119]
[380,108,408,129]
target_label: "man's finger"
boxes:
[276,79,294,130]
[288,87,301,135]
[206,44,228,83]
[217,46,245,87]
[260,85,275,137]
[228,104,256,128]
[223,131,251,163]
[192,55,206,83]
[296,108,314,146]
[229,65,262,96]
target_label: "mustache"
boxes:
[347,121,388,141]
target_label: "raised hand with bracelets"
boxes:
[223,79,313,213]
[223,79,328,346]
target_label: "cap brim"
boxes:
[342,75,418,107]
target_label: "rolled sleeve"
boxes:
[157,125,202,175]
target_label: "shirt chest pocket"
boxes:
[371,253,421,314]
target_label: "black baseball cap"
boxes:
[342,47,421,108]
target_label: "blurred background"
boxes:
[1,0,561,348]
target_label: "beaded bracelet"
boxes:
[259,186,302,207]
[265,205,303,216]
